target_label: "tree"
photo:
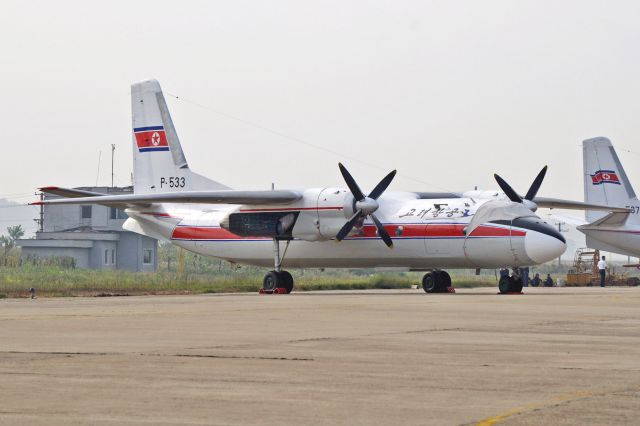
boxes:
[1,225,25,259]
[7,225,24,244]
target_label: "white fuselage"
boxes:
[123,189,566,269]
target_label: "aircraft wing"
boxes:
[533,197,630,212]
[31,190,303,208]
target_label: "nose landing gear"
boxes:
[422,270,452,293]
[498,268,524,294]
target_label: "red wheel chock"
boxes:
[446,287,456,293]
[259,288,289,295]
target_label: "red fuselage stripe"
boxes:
[171,224,525,240]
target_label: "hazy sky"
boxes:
[2,1,640,233]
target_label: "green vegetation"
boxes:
[5,240,637,299]
[0,241,504,298]
[0,263,496,298]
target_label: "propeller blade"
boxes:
[524,165,548,201]
[494,173,523,203]
[370,214,393,248]
[368,169,397,200]
[335,210,362,241]
[339,163,365,201]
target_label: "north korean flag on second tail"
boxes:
[134,126,170,152]
[590,170,621,185]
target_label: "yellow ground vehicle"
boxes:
[566,248,639,286]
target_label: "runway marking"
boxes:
[475,390,594,426]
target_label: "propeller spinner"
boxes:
[335,163,397,248]
[494,166,547,211]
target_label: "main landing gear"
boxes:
[262,238,294,294]
[498,268,523,294]
[422,270,452,293]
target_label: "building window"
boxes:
[143,249,153,265]
[111,249,116,265]
[81,205,92,219]
[110,208,128,220]
[104,249,109,265]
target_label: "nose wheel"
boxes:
[422,270,452,293]
[498,268,524,294]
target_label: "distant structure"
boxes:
[17,186,157,271]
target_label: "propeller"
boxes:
[336,163,396,248]
[493,166,548,211]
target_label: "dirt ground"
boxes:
[0,287,639,425]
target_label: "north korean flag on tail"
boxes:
[590,170,621,185]
[134,126,170,152]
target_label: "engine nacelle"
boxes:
[222,211,299,238]
[219,188,351,242]
[291,188,351,241]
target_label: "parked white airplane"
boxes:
[33,80,620,294]
[578,137,640,257]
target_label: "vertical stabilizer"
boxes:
[583,137,638,223]
[131,79,229,194]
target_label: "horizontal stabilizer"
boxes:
[533,197,630,212]
[578,211,630,229]
[39,186,104,198]
[31,190,303,207]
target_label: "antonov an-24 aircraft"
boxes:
[33,80,623,294]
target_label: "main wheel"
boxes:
[498,276,511,294]
[263,271,280,291]
[436,271,452,290]
[280,271,294,294]
[422,272,437,293]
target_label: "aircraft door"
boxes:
[424,222,460,258]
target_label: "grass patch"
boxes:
[0,266,496,298]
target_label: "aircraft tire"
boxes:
[509,277,523,293]
[263,271,280,291]
[437,271,452,291]
[422,272,437,293]
[280,271,294,294]
[498,276,511,294]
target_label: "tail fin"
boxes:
[583,137,638,223]
[131,79,230,194]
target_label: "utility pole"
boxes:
[554,221,569,267]
[33,191,44,233]
[111,144,116,188]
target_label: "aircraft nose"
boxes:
[512,217,567,264]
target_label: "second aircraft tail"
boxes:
[583,137,638,224]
